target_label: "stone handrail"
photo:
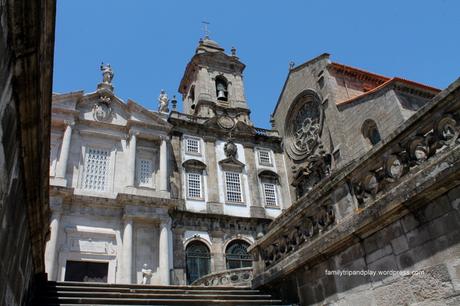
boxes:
[249,78,460,286]
[191,267,254,287]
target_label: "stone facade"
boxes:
[46,37,289,286]
[44,30,459,306]
[250,74,460,305]
[0,1,55,305]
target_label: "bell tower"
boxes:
[178,36,252,125]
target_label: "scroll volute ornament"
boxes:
[408,137,429,164]
[435,116,458,144]
[362,172,379,195]
[385,155,404,180]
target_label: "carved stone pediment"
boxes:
[182,159,207,171]
[219,157,245,172]
[258,170,280,183]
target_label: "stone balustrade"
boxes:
[191,267,254,287]
[249,78,460,287]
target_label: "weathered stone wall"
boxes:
[0,5,34,305]
[0,1,55,304]
[252,78,460,305]
[269,187,460,305]
[337,88,406,161]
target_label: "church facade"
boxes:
[46,37,289,286]
[45,34,460,305]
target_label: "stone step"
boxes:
[47,285,261,295]
[36,296,285,305]
[42,291,273,300]
[34,281,287,306]
[50,281,250,290]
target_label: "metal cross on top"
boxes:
[202,21,210,38]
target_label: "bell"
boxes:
[217,90,227,100]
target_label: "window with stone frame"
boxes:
[185,137,201,155]
[82,147,110,192]
[258,149,272,166]
[225,171,243,203]
[137,160,153,187]
[262,182,278,207]
[186,171,203,199]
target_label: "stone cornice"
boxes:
[50,185,181,210]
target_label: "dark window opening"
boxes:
[64,260,108,283]
[225,240,252,269]
[362,119,381,146]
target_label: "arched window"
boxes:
[225,240,252,269]
[362,119,381,146]
[185,241,210,284]
[215,76,228,101]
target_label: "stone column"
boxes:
[56,120,74,179]
[204,136,219,203]
[44,198,63,281]
[159,218,171,285]
[121,217,133,283]
[243,144,265,218]
[159,137,168,192]
[127,132,137,186]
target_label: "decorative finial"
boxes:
[171,95,177,111]
[158,89,169,113]
[289,61,295,70]
[231,46,237,57]
[202,21,210,39]
[100,62,114,85]
[270,114,276,129]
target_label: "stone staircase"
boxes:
[34,281,287,305]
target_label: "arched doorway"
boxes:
[185,241,211,284]
[225,240,252,269]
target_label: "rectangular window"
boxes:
[137,158,154,187]
[263,183,278,206]
[187,172,202,199]
[258,150,272,165]
[83,148,110,192]
[225,172,242,203]
[185,137,200,154]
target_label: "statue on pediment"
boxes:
[158,89,169,113]
[100,62,114,84]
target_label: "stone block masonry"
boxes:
[0,0,55,305]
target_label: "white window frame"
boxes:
[135,147,157,189]
[81,147,111,192]
[184,137,201,155]
[224,171,243,203]
[262,182,278,207]
[186,171,203,200]
[258,149,272,166]
[136,159,154,188]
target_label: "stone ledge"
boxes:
[252,144,460,287]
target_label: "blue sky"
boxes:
[54,0,460,129]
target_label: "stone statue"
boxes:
[141,264,152,284]
[100,63,114,84]
[158,89,169,113]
